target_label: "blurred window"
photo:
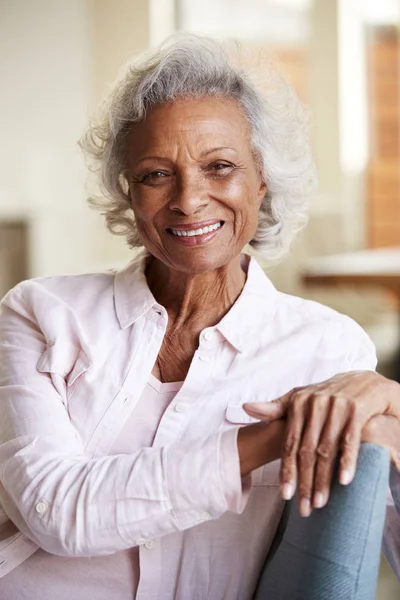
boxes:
[176,0,311,103]
[365,7,400,247]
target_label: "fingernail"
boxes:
[281,483,294,500]
[313,492,325,508]
[300,498,311,517]
[243,403,266,413]
[339,470,352,485]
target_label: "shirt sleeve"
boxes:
[342,318,378,372]
[0,283,244,558]
[345,322,400,579]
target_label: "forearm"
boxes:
[237,419,286,478]
[1,429,241,557]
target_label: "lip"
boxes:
[166,220,224,246]
[166,219,222,232]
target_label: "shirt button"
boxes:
[198,355,211,363]
[199,511,212,522]
[144,540,155,550]
[203,330,213,341]
[135,538,146,546]
[174,403,187,412]
[35,501,48,516]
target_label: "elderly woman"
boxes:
[0,36,399,600]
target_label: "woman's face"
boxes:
[127,96,267,274]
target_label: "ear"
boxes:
[257,178,267,208]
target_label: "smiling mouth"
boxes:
[167,221,223,237]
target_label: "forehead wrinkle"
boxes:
[127,98,253,166]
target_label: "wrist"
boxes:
[237,419,286,477]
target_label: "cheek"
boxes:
[130,190,159,227]
[235,182,263,223]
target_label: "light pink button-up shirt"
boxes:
[0,254,399,599]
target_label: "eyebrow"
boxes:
[133,155,168,166]
[132,147,237,166]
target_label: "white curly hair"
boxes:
[80,34,317,260]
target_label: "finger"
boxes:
[312,393,351,508]
[339,406,363,485]
[385,378,400,419]
[390,449,400,472]
[297,393,330,516]
[312,404,345,509]
[280,393,308,503]
[244,391,292,421]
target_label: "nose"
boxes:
[168,172,210,216]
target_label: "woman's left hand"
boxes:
[243,371,400,516]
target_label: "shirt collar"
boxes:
[114,252,158,328]
[114,253,279,352]
[214,256,279,352]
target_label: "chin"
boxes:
[169,252,235,275]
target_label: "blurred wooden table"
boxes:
[302,246,400,380]
[302,246,400,298]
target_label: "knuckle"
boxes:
[331,393,346,408]
[316,442,334,459]
[298,446,316,467]
[342,431,359,448]
[293,388,310,402]
[290,386,302,396]
[283,434,299,457]
[291,395,307,413]
[309,392,326,411]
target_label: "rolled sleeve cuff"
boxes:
[218,426,251,514]
[164,429,250,532]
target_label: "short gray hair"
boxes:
[81,34,317,260]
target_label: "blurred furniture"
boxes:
[0,221,28,298]
[254,443,390,600]
[302,246,400,380]
[302,246,400,298]
[366,26,400,249]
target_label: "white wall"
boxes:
[0,0,94,277]
[87,0,152,267]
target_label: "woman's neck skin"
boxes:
[146,253,246,332]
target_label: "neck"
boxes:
[146,255,247,329]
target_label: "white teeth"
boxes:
[170,222,222,237]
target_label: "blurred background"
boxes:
[0,0,399,596]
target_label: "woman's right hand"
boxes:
[361,414,400,470]
[237,413,400,504]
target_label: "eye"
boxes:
[207,162,235,176]
[136,170,171,185]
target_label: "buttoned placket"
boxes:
[85,306,167,458]
[135,326,219,600]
